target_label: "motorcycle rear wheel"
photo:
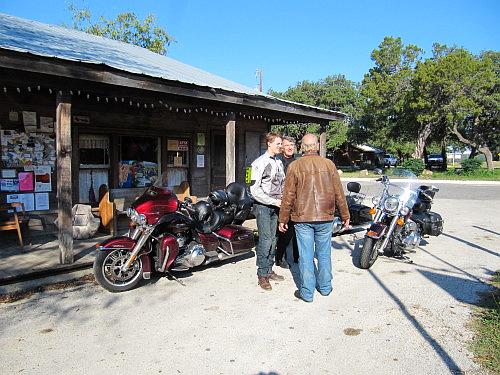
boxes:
[93,249,143,292]
[359,237,380,269]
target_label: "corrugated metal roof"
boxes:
[0,13,345,120]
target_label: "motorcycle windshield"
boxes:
[390,168,419,208]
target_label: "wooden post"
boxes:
[320,130,327,158]
[226,114,236,186]
[56,92,74,264]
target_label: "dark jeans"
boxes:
[254,203,279,277]
[276,222,299,264]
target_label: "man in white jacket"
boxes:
[250,132,285,290]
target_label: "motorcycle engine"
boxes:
[173,241,206,269]
[399,219,421,250]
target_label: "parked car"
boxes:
[383,154,398,167]
[426,154,446,170]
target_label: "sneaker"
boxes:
[294,290,312,303]
[258,276,272,291]
[268,271,285,281]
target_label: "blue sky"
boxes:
[1,0,498,92]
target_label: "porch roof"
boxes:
[0,13,345,123]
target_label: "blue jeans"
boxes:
[294,221,333,302]
[285,232,301,289]
[254,204,279,277]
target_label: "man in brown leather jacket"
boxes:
[278,133,350,302]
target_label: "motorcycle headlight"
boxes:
[400,206,410,215]
[127,207,135,218]
[383,196,399,213]
[136,214,147,226]
[372,196,381,206]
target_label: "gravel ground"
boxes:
[0,194,499,375]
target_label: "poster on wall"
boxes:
[0,179,19,192]
[119,161,158,188]
[1,169,16,178]
[0,130,56,167]
[18,172,34,191]
[197,133,205,146]
[196,154,205,168]
[35,192,50,210]
[7,193,35,212]
[39,117,54,133]
[22,111,37,132]
[34,166,52,192]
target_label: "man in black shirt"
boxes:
[276,136,298,271]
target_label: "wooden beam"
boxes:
[0,53,345,122]
[56,92,74,264]
[226,114,236,187]
[320,132,327,158]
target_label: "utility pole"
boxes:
[255,69,263,92]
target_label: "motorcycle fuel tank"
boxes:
[132,186,179,224]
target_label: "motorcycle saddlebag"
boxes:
[216,225,255,254]
[349,204,372,225]
[419,211,443,236]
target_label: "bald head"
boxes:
[300,133,319,153]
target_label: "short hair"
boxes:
[300,134,319,152]
[265,132,282,144]
[282,136,295,144]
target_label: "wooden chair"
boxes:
[0,202,30,250]
[172,181,197,203]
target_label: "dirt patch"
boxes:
[0,274,96,304]
[343,328,362,336]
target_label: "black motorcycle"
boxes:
[358,169,443,269]
[333,181,373,234]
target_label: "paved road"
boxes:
[342,179,500,201]
[1,185,499,374]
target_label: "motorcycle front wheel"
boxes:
[359,237,381,269]
[93,249,143,292]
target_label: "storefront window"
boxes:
[119,136,159,188]
[79,135,109,204]
[166,139,189,188]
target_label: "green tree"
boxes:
[269,74,365,149]
[67,4,174,55]
[411,47,499,169]
[361,36,423,157]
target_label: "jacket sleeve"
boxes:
[250,160,279,206]
[332,163,350,221]
[278,165,297,224]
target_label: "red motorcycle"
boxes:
[93,182,255,292]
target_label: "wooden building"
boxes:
[0,14,345,263]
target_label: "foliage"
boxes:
[470,271,500,373]
[361,37,423,156]
[410,47,499,169]
[461,158,483,173]
[66,4,173,55]
[400,158,425,176]
[269,74,366,150]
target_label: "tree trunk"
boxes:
[412,123,432,158]
[478,146,494,171]
[451,122,494,171]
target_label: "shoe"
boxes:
[258,276,272,291]
[294,290,312,303]
[276,260,289,269]
[268,271,285,281]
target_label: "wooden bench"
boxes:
[0,202,30,250]
[98,187,146,235]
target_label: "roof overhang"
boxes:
[0,49,346,124]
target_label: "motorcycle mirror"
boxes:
[374,168,383,175]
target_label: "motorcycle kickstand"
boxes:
[396,254,413,264]
[165,270,186,286]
